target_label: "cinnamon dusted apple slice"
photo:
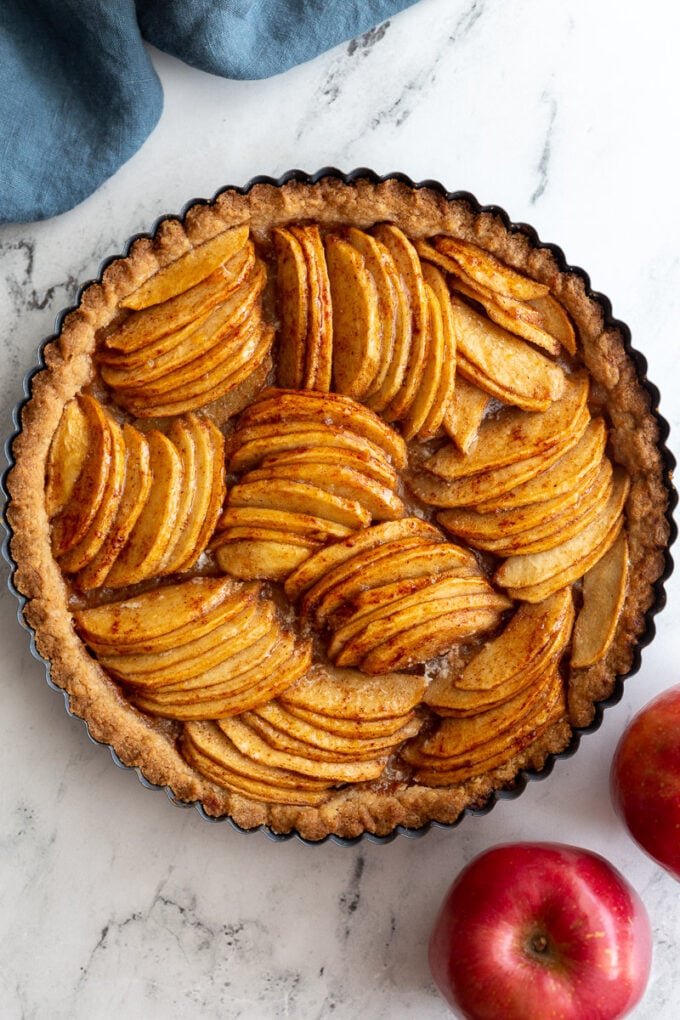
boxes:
[217,716,388,783]
[297,535,445,623]
[45,398,89,518]
[314,541,480,627]
[528,293,577,356]
[101,243,255,357]
[468,460,614,557]
[283,701,415,739]
[412,671,566,785]
[100,260,265,387]
[289,225,333,391]
[327,575,501,661]
[249,701,421,758]
[160,415,226,575]
[237,712,397,764]
[125,324,274,418]
[426,371,589,480]
[228,423,395,476]
[284,517,444,604]
[135,629,312,719]
[121,224,250,310]
[450,276,561,357]
[454,589,574,693]
[272,227,308,388]
[216,506,353,542]
[74,576,243,650]
[452,298,565,412]
[227,477,371,530]
[401,283,440,441]
[280,663,426,721]
[102,430,183,587]
[243,462,405,522]
[417,262,457,440]
[50,395,113,558]
[325,234,381,399]
[182,721,334,800]
[214,530,323,580]
[474,417,608,513]
[571,529,629,668]
[364,239,412,413]
[495,468,630,592]
[437,447,611,542]
[424,604,573,717]
[372,223,428,421]
[442,377,489,455]
[345,227,400,398]
[433,235,550,301]
[408,428,584,509]
[237,389,407,467]
[360,604,509,675]
[404,666,562,769]
[58,413,127,574]
[259,446,398,490]
[75,425,152,591]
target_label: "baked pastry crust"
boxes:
[5,174,672,842]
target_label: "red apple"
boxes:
[429,842,651,1020]
[611,685,680,879]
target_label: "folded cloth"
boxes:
[0,0,417,225]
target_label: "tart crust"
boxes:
[5,175,672,841]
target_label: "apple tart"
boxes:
[4,173,673,842]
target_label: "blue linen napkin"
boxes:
[0,0,417,225]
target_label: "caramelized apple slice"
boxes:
[426,372,589,480]
[102,430,183,587]
[228,423,394,476]
[227,478,371,530]
[442,376,489,455]
[450,276,561,356]
[283,701,415,739]
[216,505,352,542]
[528,293,577,356]
[101,244,255,356]
[290,225,333,391]
[418,262,457,439]
[58,414,127,574]
[571,530,629,668]
[325,234,381,399]
[433,235,549,301]
[346,228,399,398]
[259,445,398,490]
[272,227,309,389]
[280,664,426,721]
[121,225,249,310]
[51,395,113,557]
[45,398,89,518]
[215,532,322,581]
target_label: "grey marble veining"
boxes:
[2,0,680,1016]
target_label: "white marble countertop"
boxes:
[2,1,680,1016]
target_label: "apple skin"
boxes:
[428,842,652,1020]
[611,685,680,880]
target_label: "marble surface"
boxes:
[1,1,680,1016]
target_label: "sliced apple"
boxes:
[529,293,577,356]
[259,445,398,490]
[58,414,127,574]
[237,388,407,467]
[280,663,426,721]
[251,701,420,757]
[227,478,371,530]
[450,276,561,357]
[474,417,608,513]
[426,372,589,480]
[290,225,333,391]
[102,430,183,587]
[45,398,89,518]
[452,298,565,412]
[284,519,443,605]
[282,701,415,739]
[121,224,250,310]
[50,395,113,558]
[75,425,152,591]
[495,469,630,591]
[325,234,381,399]
[346,227,399,398]
[215,534,321,581]
[228,423,394,477]
[442,376,489,455]
[433,235,549,301]
[373,223,428,420]
[101,244,255,356]
[401,283,440,440]
[360,606,508,675]
[272,227,308,389]
[418,262,457,439]
[216,505,352,542]
[571,529,629,668]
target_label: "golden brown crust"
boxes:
[6,176,671,841]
